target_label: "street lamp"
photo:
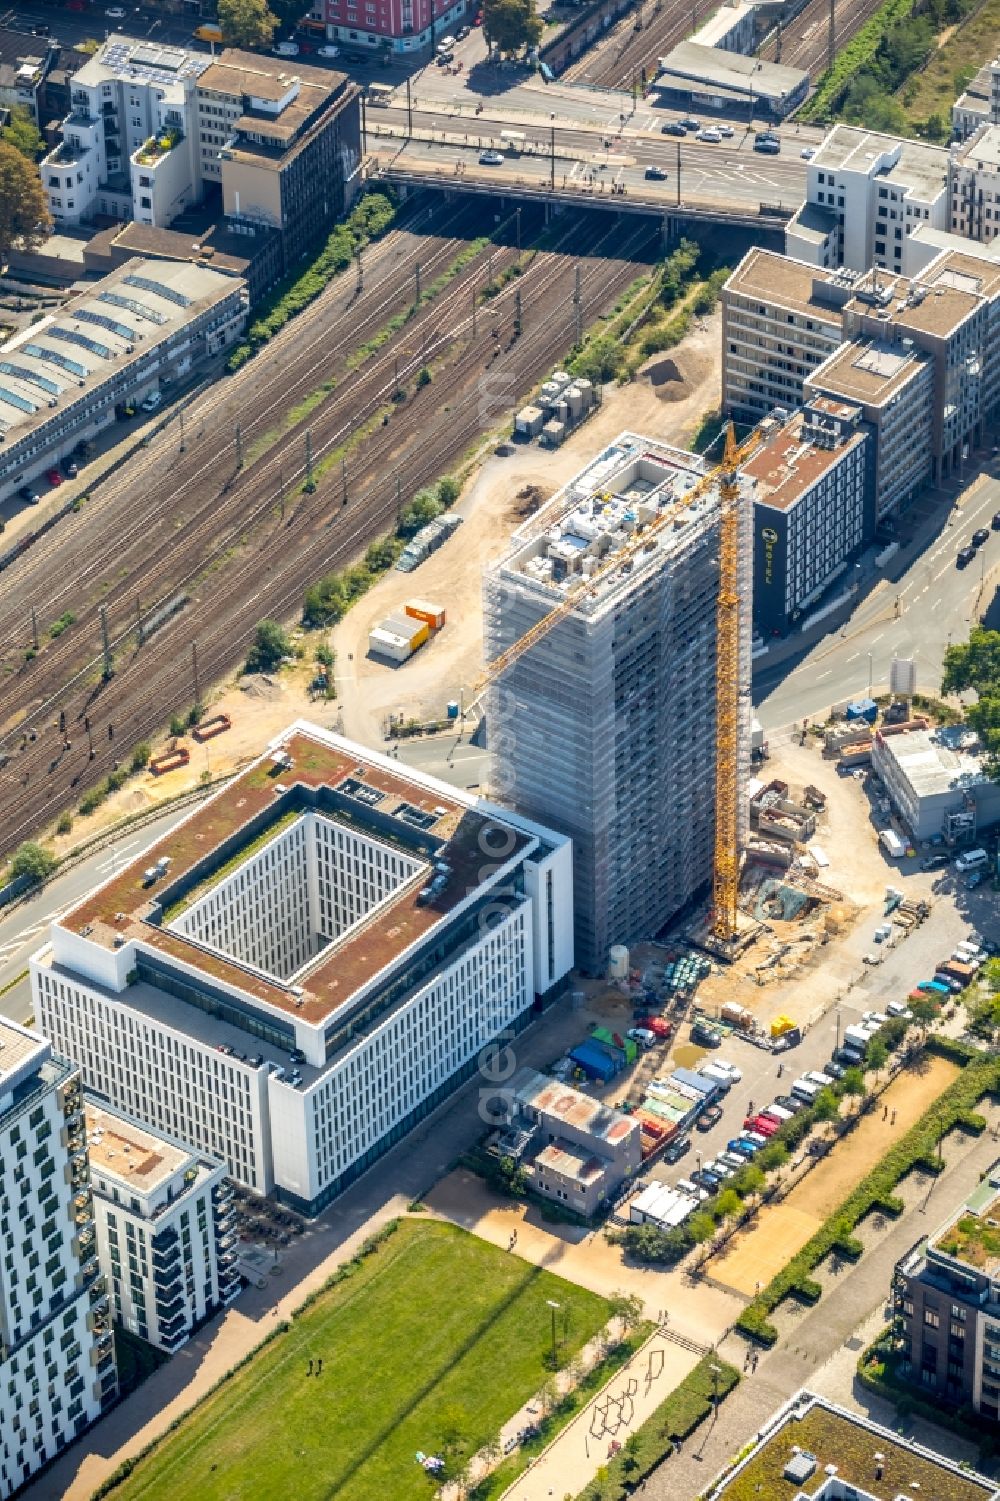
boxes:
[546,1299,560,1364]
[710,1362,721,1422]
[867,651,873,695]
[748,60,763,126]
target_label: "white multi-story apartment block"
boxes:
[721,248,850,420]
[41,35,210,228]
[32,725,573,1217]
[786,125,950,276]
[950,124,1000,244]
[0,1020,116,1500]
[85,1098,240,1353]
[952,57,1000,143]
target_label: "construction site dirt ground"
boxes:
[710,1053,960,1297]
[426,1170,741,1343]
[331,314,723,750]
[693,735,944,1036]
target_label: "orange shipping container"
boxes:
[404,599,446,630]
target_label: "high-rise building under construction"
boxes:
[484,433,752,974]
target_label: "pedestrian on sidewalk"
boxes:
[883,1106,888,1121]
[317,1357,323,1375]
[307,1359,313,1376]
[891,1110,897,1126]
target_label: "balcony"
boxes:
[75,1229,96,1258]
[80,1258,100,1285]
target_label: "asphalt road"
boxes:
[755,468,1000,733]
[0,800,204,1017]
[4,2,206,50]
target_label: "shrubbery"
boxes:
[227,191,397,371]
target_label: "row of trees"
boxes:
[0,106,49,259]
[942,627,1000,780]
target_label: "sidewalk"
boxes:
[644,1096,1000,1498]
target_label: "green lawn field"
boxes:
[108,1218,610,1501]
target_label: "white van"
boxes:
[699,1063,733,1092]
[956,848,989,873]
[765,1102,794,1121]
[804,1070,836,1090]
[790,1078,821,1104]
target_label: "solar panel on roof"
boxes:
[124,273,190,308]
[49,327,111,359]
[0,386,38,414]
[100,291,167,325]
[0,362,60,396]
[77,308,135,342]
[23,342,87,378]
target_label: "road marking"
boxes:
[871,633,885,643]
[846,652,860,662]
[94,838,140,875]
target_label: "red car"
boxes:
[646,1017,672,1039]
[744,1114,779,1136]
[45,468,64,486]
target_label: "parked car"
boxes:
[696,1104,723,1132]
[773,1094,804,1113]
[741,1130,768,1148]
[728,1137,757,1157]
[644,166,667,180]
[627,1027,657,1048]
[678,116,701,130]
[457,24,471,37]
[479,150,504,166]
[677,1177,709,1201]
[744,1114,778,1136]
[696,127,722,143]
[691,1021,722,1048]
[713,1059,743,1082]
[690,1168,721,1191]
[661,121,686,136]
[140,391,162,413]
[754,138,780,154]
[18,485,41,505]
[922,851,950,870]
[317,43,340,56]
[705,1159,734,1178]
[863,1011,889,1026]
[972,527,990,547]
[45,468,63,486]
[967,870,985,889]
[957,545,976,567]
[992,510,1000,530]
[664,1133,691,1164]
[717,124,735,137]
[437,33,457,50]
[824,1061,845,1080]
[274,39,300,55]
[886,1000,913,1019]
[61,456,78,477]
[833,1046,864,1067]
[801,146,816,158]
[105,4,125,14]
[436,50,453,63]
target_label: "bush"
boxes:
[131,742,151,771]
[78,787,104,816]
[169,713,186,737]
[56,811,73,836]
[615,1223,689,1264]
[9,841,56,883]
[245,620,292,673]
[49,611,76,638]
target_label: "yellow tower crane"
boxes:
[470,424,759,947]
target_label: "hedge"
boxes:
[573,1354,740,1500]
[736,1042,1000,1344]
[801,0,920,118]
[227,190,397,370]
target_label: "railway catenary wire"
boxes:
[0,217,655,850]
[757,0,885,76]
[0,209,541,740]
[0,199,491,636]
[0,208,595,749]
[561,0,713,91]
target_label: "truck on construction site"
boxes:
[879,828,908,859]
[395,513,462,572]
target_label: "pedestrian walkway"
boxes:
[502,1331,701,1501]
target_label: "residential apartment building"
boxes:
[484,432,751,974]
[721,249,847,421]
[0,27,64,125]
[743,400,872,634]
[323,0,469,56]
[951,124,1000,245]
[85,1099,240,1353]
[0,1020,116,1500]
[41,35,210,228]
[786,125,949,275]
[201,51,361,270]
[894,1168,1000,1417]
[32,724,574,1217]
[41,37,361,270]
[0,257,246,504]
[953,58,1000,143]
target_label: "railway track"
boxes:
[561,0,712,91]
[0,210,657,854]
[757,0,881,76]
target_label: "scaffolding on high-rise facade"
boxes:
[481,432,753,975]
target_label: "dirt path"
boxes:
[711,1054,960,1296]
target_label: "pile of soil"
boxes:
[641,347,710,402]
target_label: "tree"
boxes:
[757,1139,789,1172]
[687,1211,715,1244]
[9,841,57,884]
[909,996,939,1028]
[484,0,542,56]
[245,620,292,672]
[715,1187,741,1221]
[867,1038,889,1076]
[813,1086,839,1124]
[2,106,43,161]
[0,141,50,258]
[608,1290,643,1336]
[942,628,1000,778]
[620,1223,688,1264]
[841,1066,866,1107]
[734,1162,764,1197]
[218,0,278,49]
